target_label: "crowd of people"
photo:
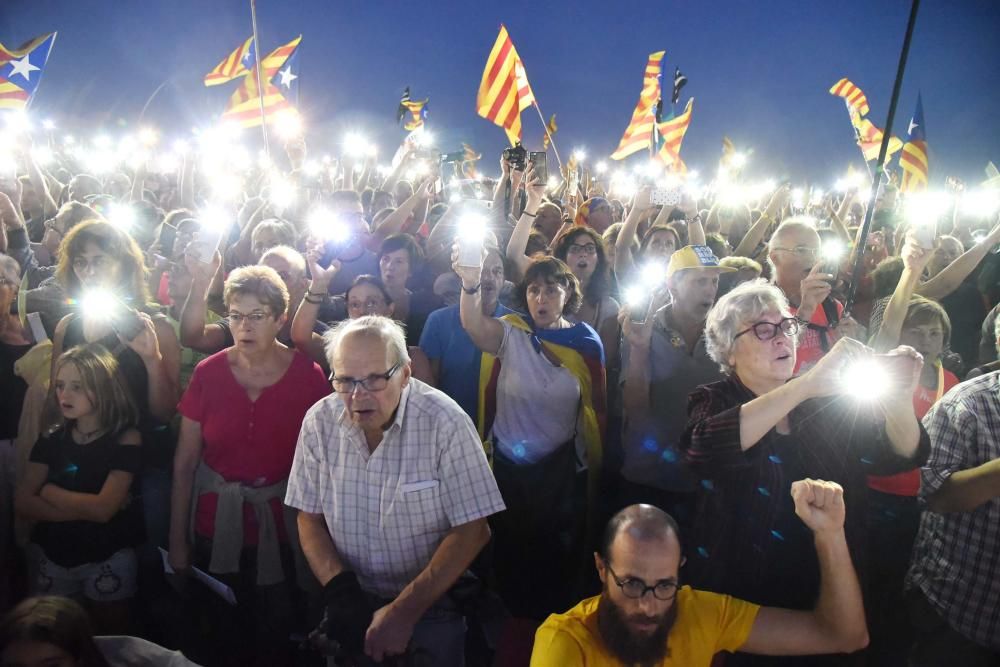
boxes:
[0,117,998,667]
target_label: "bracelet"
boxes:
[522,210,537,218]
[304,296,323,305]
[307,289,328,297]
[462,283,481,295]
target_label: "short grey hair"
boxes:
[259,244,306,275]
[322,315,411,371]
[705,279,795,374]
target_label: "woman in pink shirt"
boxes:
[167,264,328,667]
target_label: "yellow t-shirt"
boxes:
[531,586,760,667]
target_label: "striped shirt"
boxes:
[285,379,506,598]
[907,371,1000,650]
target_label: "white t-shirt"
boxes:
[492,321,581,463]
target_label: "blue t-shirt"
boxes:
[419,302,517,420]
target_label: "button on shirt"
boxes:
[285,379,506,599]
[907,371,1000,650]
[621,305,723,491]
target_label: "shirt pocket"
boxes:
[386,479,448,538]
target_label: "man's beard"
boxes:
[596,588,678,666]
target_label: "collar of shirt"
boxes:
[655,304,704,351]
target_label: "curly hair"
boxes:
[552,226,610,305]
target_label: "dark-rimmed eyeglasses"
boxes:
[604,560,679,601]
[330,363,401,394]
[567,243,598,256]
[734,317,800,341]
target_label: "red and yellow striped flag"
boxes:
[204,37,254,87]
[542,113,557,150]
[222,35,300,128]
[829,78,870,116]
[610,51,665,160]
[476,25,535,145]
[721,135,735,168]
[848,106,902,162]
[656,98,694,172]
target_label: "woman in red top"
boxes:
[167,264,328,667]
[866,237,959,666]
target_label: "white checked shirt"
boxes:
[285,379,506,599]
[907,371,1000,650]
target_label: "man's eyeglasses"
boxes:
[734,317,801,341]
[772,246,818,259]
[330,363,401,394]
[568,243,598,256]
[604,560,679,601]
[227,311,272,326]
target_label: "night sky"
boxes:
[2,0,999,185]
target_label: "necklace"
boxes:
[74,425,104,442]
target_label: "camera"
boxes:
[502,143,527,171]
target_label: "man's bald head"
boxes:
[599,504,682,563]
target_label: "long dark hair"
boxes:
[552,226,610,306]
[0,597,111,667]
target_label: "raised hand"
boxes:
[797,261,834,321]
[791,479,846,536]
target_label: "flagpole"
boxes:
[532,101,562,171]
[249,0,270,157]
[843,0,920,319]
[844,100,875,183]
[24,32,57,112]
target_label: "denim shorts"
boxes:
[28,544,138,602]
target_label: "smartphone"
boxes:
[874,354,917,390]
[318,236,351,269]
[567,167,579,198]
[528,151,547,182]
[911,220,937,250]
[439,151,465,164]
[650,187,682,207]
[157,223,178,256]
[457,233,484,268]
[111,306,145,341]
[189,226,225,264]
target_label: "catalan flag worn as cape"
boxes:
[222,35,301,128]
[477,314,607,506]
[611,51,665,160]
[0,33,56,110]
[899,94,928,192]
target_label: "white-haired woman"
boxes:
[680,279,928,663]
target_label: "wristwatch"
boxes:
[462,283,481,295]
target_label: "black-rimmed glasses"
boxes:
[604,561,679,601]
[734,317,800,341]
[330,363,401,394]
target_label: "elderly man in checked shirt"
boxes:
[285,316,505,665]
[905,368,1000,666]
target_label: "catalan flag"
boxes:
[671,67,687,106]
[462,143,481,179]
[204,37,254,87]
[221,35,301,128]
[848,106,902,162]
[899,94,928,192]
[656,97,694,172]
[0,33,57,110]
[829,78,870,116]
[610,51,665,160]
[721,135,735,168]
[401,98,428,131]
[476,25,535,145]
[542,113,557,150]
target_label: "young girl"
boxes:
[15,344,143,634]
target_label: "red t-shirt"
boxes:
[867,366,959,496]
[178,349,330,543]
[792,299,844,375]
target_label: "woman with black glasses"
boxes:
[168,264,328,667]
[679,279,928,667]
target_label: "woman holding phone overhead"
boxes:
[454,240,607,632]
[680,279,928,666]
[50,220,181,561]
